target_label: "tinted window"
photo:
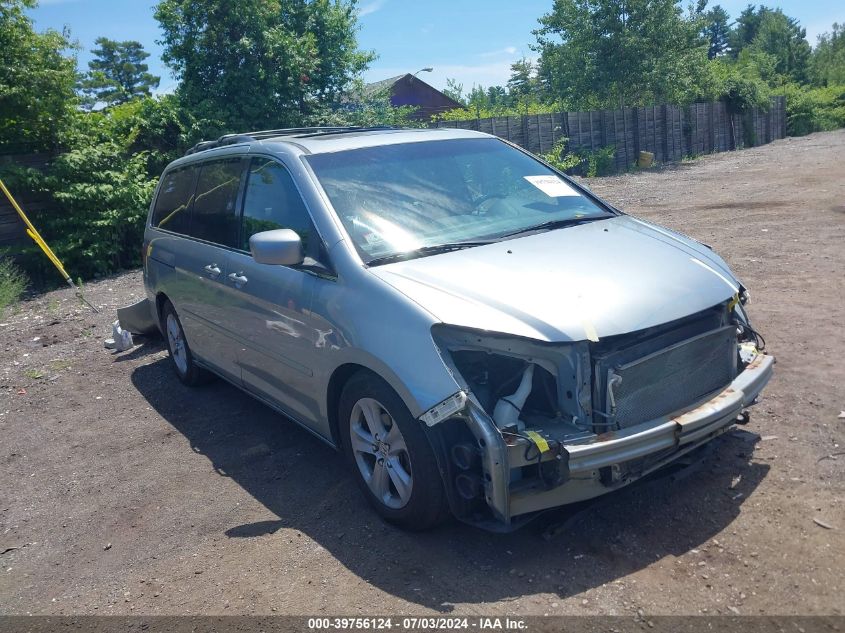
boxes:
[151,167,195,234]
[241,158,315,256]
[191,158,243,246]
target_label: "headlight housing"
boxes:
[431,325,592,431]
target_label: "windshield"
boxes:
[305,137,613,264]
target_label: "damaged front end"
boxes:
[421,295,773,528]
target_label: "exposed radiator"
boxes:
[601,326,738,429]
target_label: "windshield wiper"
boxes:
[499,216,607,239]
[366,240,494,266]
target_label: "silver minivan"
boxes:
[130,126,773,530]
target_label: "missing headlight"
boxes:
[450,351,558,430]
[431,325,593,435]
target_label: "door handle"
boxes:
[228,272,248,287]
[203,263,222,277]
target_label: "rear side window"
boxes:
[191,158,243,247]
[151,167,195,234]
[241,158,316,256]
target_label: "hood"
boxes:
[369,215,739,342]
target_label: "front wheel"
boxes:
[161,300,212,386]
[339,372,448,530]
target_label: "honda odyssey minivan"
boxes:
[128,126,774,530]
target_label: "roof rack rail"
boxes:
[293,125,399,138]
[184,125,403,156]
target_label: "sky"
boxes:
[28,0,845,95]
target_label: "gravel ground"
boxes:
[1,130,843,616]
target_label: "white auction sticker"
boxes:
[524,175,580,197]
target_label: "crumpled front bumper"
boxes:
[488,353,775,522]
[117,298,160,335]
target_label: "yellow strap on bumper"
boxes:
[728,292,740,312]
[525,430,550,453]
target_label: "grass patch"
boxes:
[0,257,28,317]
[24,368,45,379]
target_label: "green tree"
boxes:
[486,85,509,107]
[0,0,78,150]
[507,58,536,98]
[729,5,810,82]
[534,0,711,109]
[703,5,731,59]
[79,37,161,107]
[466,85,490,117]
[748,10,811,84]
[728,4,765,57]
[810,24,845,87]
[442,78,466,105]
[154,0,374,132]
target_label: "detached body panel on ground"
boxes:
[130,127,774,529]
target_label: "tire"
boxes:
[161,300,212,387]
[339,371,448,530]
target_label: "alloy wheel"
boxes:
[349,397,413,509]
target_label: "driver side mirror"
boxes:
[249,229,304,266]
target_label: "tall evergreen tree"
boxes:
[507,58,538,99]
[79,37,160,107]
[728,4,765,57]
[749,10,811,83]
[703,5,731,59]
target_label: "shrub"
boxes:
[4,104,159,283]
[708,58,773,113]
[41,141,157,277]
[584,146,616,177]
[432,100,564,122]
[540,139,582,172]
[540,140,616,177]
[0,256,27,316]
[782,83,845,136]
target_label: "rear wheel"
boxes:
[161,300,211,386]
[339,372,448,530]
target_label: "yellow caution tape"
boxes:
[525,430,550,453]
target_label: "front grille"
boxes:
[602,326,737,429]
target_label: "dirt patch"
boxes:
[1,130,844,616]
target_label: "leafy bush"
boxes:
[540,139,582,172]
[4,104,159,283]
[708,58,773,113]
[782,83,845,135]
[0,256,27,316]
[42,141,157,277]
[584,146,616,177]
[540,140,616,177]
[432,99,564,122]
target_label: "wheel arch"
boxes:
[326,363,370,448]
[324,353,459,451]
[154,292,171,331]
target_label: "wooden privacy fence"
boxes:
[0,152,53,248]
[433,96,787,172]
